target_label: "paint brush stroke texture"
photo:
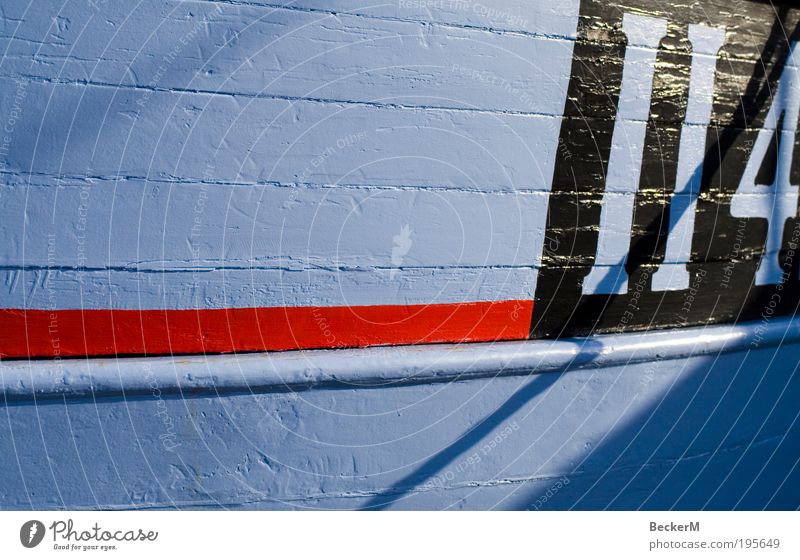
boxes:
[0,0,579,356]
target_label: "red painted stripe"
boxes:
[0,300,533,359]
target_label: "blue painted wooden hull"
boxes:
[2,0,800,510]
[2,319,798,510]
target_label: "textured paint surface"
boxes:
[1,319,798,510]
[0,300,532,358]
[651,23,726,291]
[0,0,799,512]
[5,0,800,355]
[532,0,800,338]
[0,0,580,356]
[582,13,667,295]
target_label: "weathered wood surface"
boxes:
[2,0,800,355]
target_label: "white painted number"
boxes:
[651,24,726,291]
[582,13,667,295]
[730,43,800,286]
[583,15,725,294]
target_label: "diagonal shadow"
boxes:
[498,8,800,511]
[360,365,572,510]
[507,340,800,510]
[643,6,799,272]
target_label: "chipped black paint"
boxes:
[532,0,800,338]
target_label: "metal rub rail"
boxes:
[2,316,799,402]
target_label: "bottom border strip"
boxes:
[0,300,532,359]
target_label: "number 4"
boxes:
[730,43,800,286]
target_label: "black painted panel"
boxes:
[532,0,800,338]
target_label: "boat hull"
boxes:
[2,0,800,511]
[2,319,798,510]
